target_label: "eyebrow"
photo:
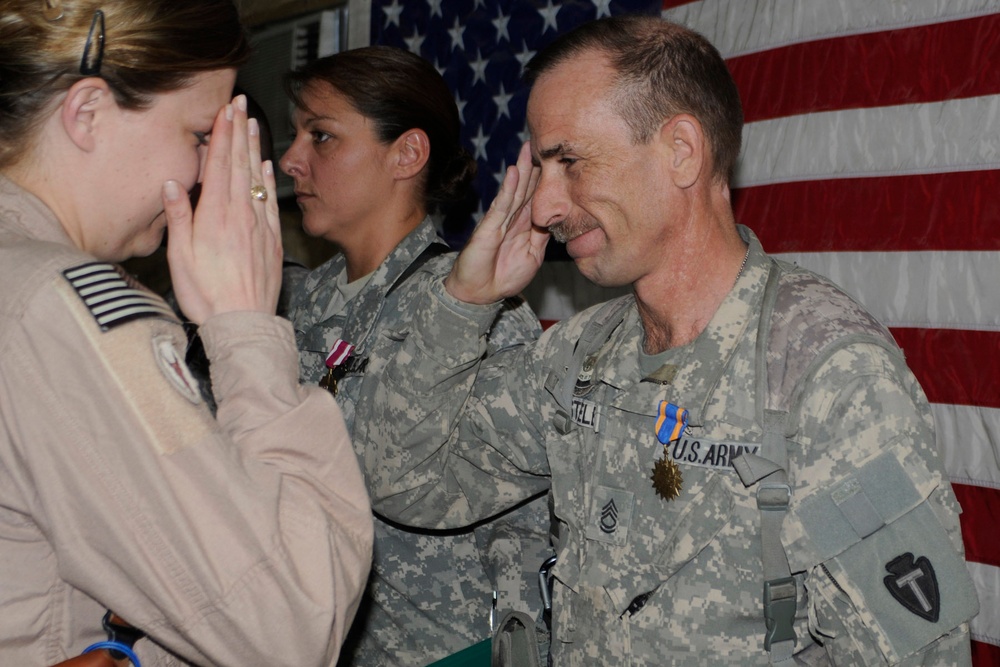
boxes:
[537,142,571,160]
[290,110,337,127]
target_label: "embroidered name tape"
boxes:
[63,263,176,331]
[571,396,600,430]
[665,436,761,472]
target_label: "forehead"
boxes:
[292,82,360,123]
[162,69,235,115]
[526,51,624,150]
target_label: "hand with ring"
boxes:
[162,93,282,325]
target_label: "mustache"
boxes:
[549,216,599,243]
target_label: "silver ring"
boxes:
[250,184,268,202]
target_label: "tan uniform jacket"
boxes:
[0,176,374,666]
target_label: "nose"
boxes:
[531,168,570,229]
[279,137,306,178]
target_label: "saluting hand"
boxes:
[162,94,282,325]
[445,142,549,305]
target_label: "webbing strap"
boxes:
[739,259,797,664]
[385,242,450,299]
[553,296,631,419]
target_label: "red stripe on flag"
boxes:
[953,482,1000,568]
[734,170,1000,253]
[972,639,1000,666]
[727,13,1000,122]
[890,328,1000,409]
[662,0,699,8]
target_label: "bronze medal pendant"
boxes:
[319,366,339,395]
[321,339,356,397]
[651,452,683,501]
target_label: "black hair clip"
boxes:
[80,10,105,76]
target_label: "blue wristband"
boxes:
[83,640,142,667]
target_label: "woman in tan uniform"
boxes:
[0,1,372,665]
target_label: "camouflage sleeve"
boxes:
[486,293,543,353]
[782,341,977,664]
[365,278,551,530]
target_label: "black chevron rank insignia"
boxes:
[599,499,619,534]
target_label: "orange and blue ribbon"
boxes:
[655,402,688,444]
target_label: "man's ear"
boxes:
[59,77,113,152]
[659,114,705,189]
[392,128,431,181]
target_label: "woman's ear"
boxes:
[393,129,431,181]
[59,77,114,153]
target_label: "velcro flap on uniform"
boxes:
[797,447,925,563]
[825,502,979,661]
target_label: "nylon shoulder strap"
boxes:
[734,259,900,664]
[385,241,450,299]
[552,295,632,424]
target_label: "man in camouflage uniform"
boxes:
[361,16,979,665]
[283,216,552,666]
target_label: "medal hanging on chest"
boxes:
[319,339,355,396]
[651,401,688,501]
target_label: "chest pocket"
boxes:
[573,397,738,612]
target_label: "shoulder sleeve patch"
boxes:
[63,262,178,331]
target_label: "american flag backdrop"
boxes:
[367,0,1000,663]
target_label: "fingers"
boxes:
[247,113,271,217]
[512,141,535,205]
[481,143,535,235]
[485,165,519,222]
[199,102,234,209]
[262,160,281,241]
[162,179,193,257]
[525,158,541,200]
[248,116,263,179]
[230,95,251,201]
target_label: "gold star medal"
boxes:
[651,401,688,501]
[651,457,683,501]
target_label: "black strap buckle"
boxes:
[762,577,797,651]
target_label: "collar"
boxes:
[0,174,76,247]
[601,226,771,427]
[293,217,449,351]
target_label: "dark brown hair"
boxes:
[0,0,251,169]
[285,46,476,208]
[526,15,743,183]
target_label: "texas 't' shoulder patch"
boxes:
[63,262,177,331]
[883,552,940,622]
